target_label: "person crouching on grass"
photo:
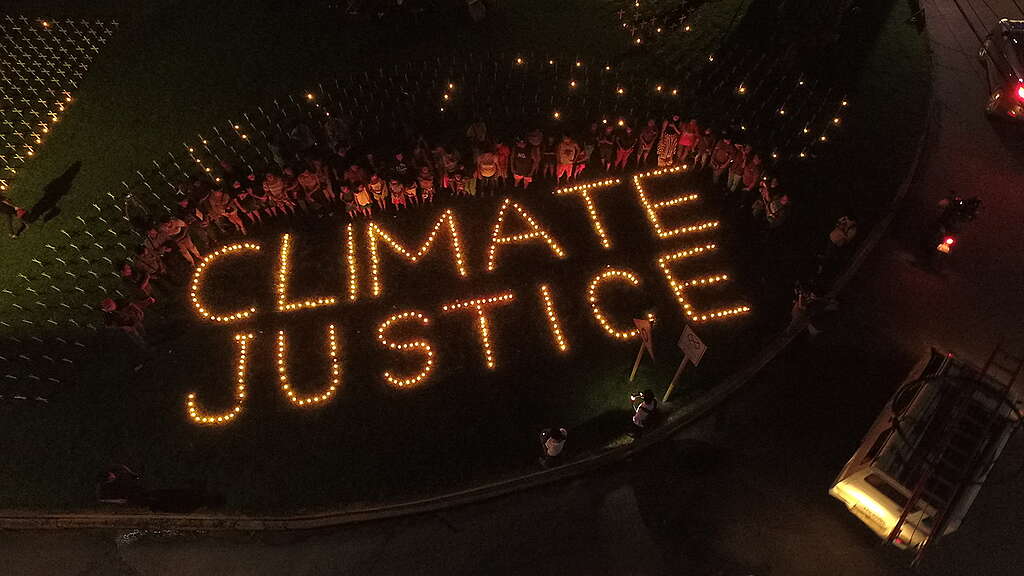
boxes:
[539,426,568,467]
[630,389,658,438]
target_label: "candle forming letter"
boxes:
[367,209,468,297]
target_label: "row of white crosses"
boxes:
[0,16,119,403]
[0,15,118,192]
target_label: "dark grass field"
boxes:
[0,0,931,513]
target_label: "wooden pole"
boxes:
[628,341,646,382]
[663,358,688,403]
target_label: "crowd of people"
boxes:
[105,112,797,343]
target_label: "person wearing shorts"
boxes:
[417,166,435,203]
[511,138,538,189]
[354,183,373,216]
[614,126,636,171]
[556,135,580,183]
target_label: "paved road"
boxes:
[5,2,1024,574]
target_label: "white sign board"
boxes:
[677,325,706,366]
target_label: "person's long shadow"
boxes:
[25,161,82,223]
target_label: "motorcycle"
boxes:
[923,194,981,268]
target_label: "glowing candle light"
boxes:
[538,284,569,352]
[587,268,649,340]
[485,198,566,272]
[656,244,751,323]
[276,324,341,407]
[186,333,253,425]
[553,178,620,249]
[367,209,467,297]
[441,292,516,369]
[276,233,338,311]
[632,167,719,239]
[190,243,261,323]
[345,223,359,302]
[377,311,436,388]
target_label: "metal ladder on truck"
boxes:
[885,342,1024,566]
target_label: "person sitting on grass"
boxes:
[100,296,153,350]
[539,426,568,467]
[388,178,407,210]
[233,175,267,226]
[311,157,336,204]
[417,165,435,203]
[0,192,29,238]
[354,183,374,217]
[262,172,295,217]
[119,259,152,298]
[297,163,324,212]
[281,167,306,214]
[340,186,360,219]
[205,185,247,234]
[158,214,200,268]
[404,179,420,206]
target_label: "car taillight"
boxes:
[1016,84,1024,100]
[937,236,956,253]
[944,236,956,246]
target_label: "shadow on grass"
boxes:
[568,408,634,451]
[25,161,82,224]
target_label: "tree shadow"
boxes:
[25,161,82,223]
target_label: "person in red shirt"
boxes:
[494,139,511,188]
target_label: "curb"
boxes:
[0,38,936,537]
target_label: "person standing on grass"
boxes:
[511,137,538,189]
[541,135,557,180]
[637,119,658,166]
[495,139,511,188]
[727,144,751,194]
[539,427,568,467]
[368,173,388,211]
[657,116,681,167]
[677,119,699,164]
[614,126,636,171]
[0,193,28,238]
[476,146,500,194]
[709,136,735,186]
[556,135,580,184]
[740,153,764,206]
[597,125,615,172]
[693,128,715,170]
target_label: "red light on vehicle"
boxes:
[944,236,956,246]
[1016,84,1024,100]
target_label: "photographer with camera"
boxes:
[539,426,568,467]
[630,389,658,438]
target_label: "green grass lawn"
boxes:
[0,0,931,514]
